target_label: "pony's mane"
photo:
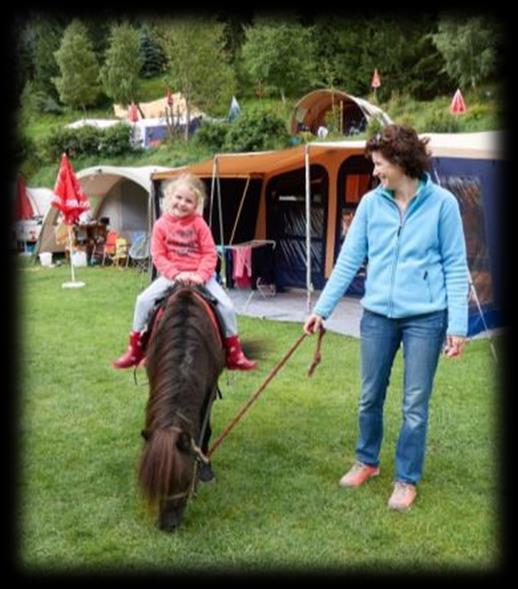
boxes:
[145,289,222,434]
[139,288,225,505]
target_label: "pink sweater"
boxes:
[151,212,217,282]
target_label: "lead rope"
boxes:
[208,328,326,458]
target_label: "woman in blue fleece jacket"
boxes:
[304,124,468,512]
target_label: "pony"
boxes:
[138,285,225,531]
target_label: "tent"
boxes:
[36,165,174,255]
[113,93,204,120]
[151,131,506,337]
[290,89,392,136]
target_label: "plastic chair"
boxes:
[129,232,150,273]
[102,230,119,265]
[112,237,129,268]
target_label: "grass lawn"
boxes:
[16,260,502,575]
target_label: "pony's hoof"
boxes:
[199,462,215,483]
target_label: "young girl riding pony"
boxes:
[113,173,256,371]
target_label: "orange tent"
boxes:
[152,132,503,308]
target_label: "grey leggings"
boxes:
[132,274,237,337]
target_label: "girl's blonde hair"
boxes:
[162,173,206,214]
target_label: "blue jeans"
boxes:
[356,309,447,485]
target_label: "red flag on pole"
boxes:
[371,68,381,89]
[450,89,467,115]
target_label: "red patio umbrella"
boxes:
[450,88,467,115]
[15,174,34,221]
[51,153,90,287]
[128,101,139,123]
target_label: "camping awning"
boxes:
[152,142,367,181]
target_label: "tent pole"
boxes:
[229,175,251,246]
[215,156,227,288]
[304,144,312,312]
[468,275,498,363]
[67,224,76,283]
[209,158,216,230]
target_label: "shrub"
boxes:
[98,123,135,156]
[38,123,137,162]
[192,119,229,152]
[223,106,290,152]
[420,108,461,133]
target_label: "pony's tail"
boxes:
[138,428,184,504]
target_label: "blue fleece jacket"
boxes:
[313,173,469,336]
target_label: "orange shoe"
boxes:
[339,461,380,488]
[387,481,416,512]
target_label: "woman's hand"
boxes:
[303,313,324,335]
[444,335,466,358]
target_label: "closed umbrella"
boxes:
[14,174,34,253]
[371,68,381,89]
[128,101,139,123]
[51,153,90,288]
[166,88,174,107]
[15,174,34,221]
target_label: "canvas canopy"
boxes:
[290,89,393,135]
[152,131,506,337]
[113,93,204,120]
[36,165,173,254]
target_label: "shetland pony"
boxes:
[138,286,225,531]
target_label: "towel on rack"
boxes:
[233,246,252,288]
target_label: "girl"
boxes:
[113,173,256,371]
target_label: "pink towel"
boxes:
[233,247,252,288]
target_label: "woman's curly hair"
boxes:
[365,124,431,179]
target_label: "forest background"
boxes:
[12,11,504,188]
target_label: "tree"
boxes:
[53,19,101,110]
[139,23,167,78]
[241,20,315,103]
[29,16,67,100]
[99,22,143,106]
[432,15,502,90]
[158,17,236,139]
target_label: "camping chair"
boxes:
[112,236,130,268]
[102,230,119,265]
[129,232,150,273]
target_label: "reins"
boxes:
[208,327,326,458]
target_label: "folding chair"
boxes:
[129,232,150,273]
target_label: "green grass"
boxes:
[17,260,501,574]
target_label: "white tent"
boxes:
[36,165,175,254]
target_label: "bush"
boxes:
[98,123,136,156]
[192,119,229,152]
[223,106,290,152]
[420,107,461,133]
[38,123,137,162]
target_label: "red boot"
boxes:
[112,331,144,369]
[225,335,257,371]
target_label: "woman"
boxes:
[304,124,468,511]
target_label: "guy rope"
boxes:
[208,328,326,458]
